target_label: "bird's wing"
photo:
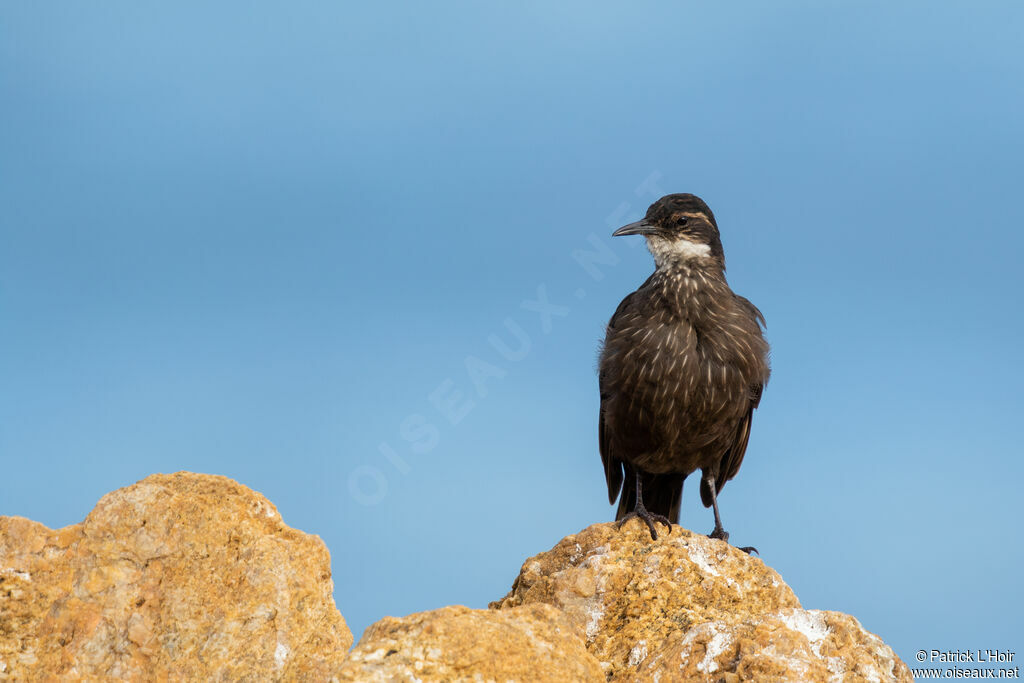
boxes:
[719,382,763,486]
[599,380,622,504]
[599,291,640,505]
[704,290,770,505]
[715,293,770,491]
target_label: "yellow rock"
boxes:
[491,519,912,682]
[337,604,604,682]
[638,609,909,682]
[0,472,351,680]
[0,474,913,682]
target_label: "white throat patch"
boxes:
[646,236,712,268]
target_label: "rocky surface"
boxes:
[0,472,351,680]
[635,608,909,682]
[1,473,911,681]
[491,519,912,682]
[337,604,603,681]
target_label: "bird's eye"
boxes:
[676,217,689,227]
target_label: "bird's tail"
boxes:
[615,468,685,524]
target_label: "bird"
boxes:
[598,193,770,550]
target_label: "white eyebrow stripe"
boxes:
[680,211,710,221]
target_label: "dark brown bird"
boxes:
[599,193,770,549]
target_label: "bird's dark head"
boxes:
[613,194,725,269]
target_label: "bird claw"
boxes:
[618,507,672,540]
[707,527,758,555]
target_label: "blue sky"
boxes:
[2,0,1022,665]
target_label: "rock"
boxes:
[0,472,351,680]
[337,603,603,682]
[491,519,911,682]
[637,609,909,682]
[1,473,912,682]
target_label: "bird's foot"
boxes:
[707,526,758,555]
[617,505,672,541]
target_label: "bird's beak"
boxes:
[612,219,658,237]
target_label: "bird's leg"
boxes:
[704,473,758,555]
[616,473,672,541]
